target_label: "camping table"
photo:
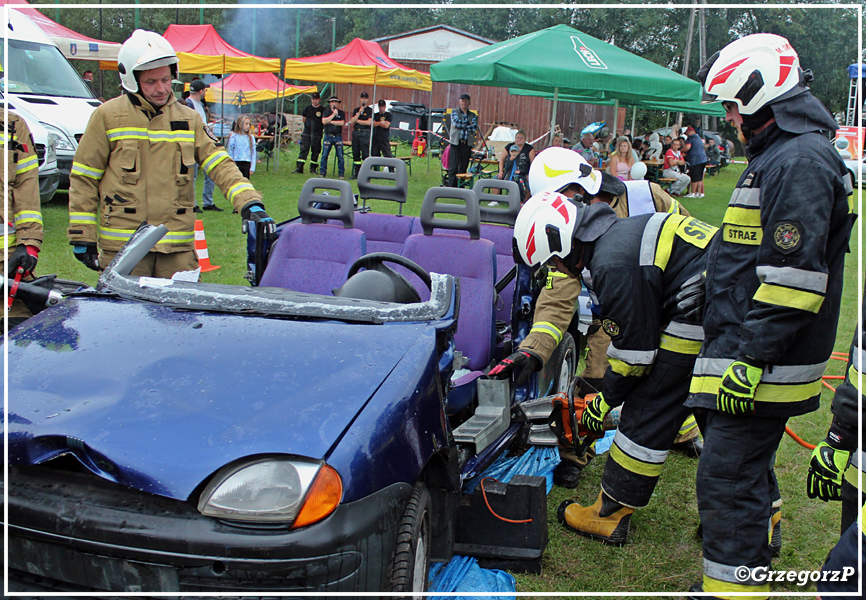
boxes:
[642,159,664,183]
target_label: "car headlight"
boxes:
[197,457,342,526]
[45,133,57,164]
[40,123,75,151]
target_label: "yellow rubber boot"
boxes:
[557,492,634,545]
[768,507,782,557]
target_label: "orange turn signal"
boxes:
[292,464,343,529]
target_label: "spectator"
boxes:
[320,96,346,179]
[371,100,394,158]
[446,93,478,188]
[550,132,564,148]
[607,135,635,181]
[501,144,529,200]
[498,129,535,198]
[228,115,256,179]
[639,140,651,161]
[705,136,721,168]
[662,138,691,196]
[349,91,373,179]
[573,131,599,167]
[185,79,221,212]
[683,125,708,197]
[662,135,673,155]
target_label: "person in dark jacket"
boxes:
[686,33,855,600]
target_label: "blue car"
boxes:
[4,159,587,594]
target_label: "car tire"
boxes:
[387,481,432,595]
[551,332,577,394]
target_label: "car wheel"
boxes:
[387,481,432,595]
[551,332,577,394]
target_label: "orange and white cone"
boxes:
[194,219,221,272]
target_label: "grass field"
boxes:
[36,142,863,596]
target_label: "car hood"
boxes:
[10,94,98,137]
[6,297,431,500]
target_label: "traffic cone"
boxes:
[194,219,221,272]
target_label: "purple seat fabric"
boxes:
[259,223,366,296]
[481,223,518,325]
[353,212,418,255]
[402,232,496,371]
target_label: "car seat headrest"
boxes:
[357,157,409,213]
[473,179,521,226]
[298,178,355,228]
[419,187,481,239]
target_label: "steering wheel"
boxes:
[346,252,432,292]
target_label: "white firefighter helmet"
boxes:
[117,30,179,93]
[513,191,580,267]
[700,33,801,115]
[528,147,603,196]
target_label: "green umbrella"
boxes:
[431,24,712,139]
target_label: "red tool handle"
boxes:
[7,266,24,310]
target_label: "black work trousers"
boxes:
[297,132,322,166]
[447,142,472,188]
[351,129,371,177]
[371,135,393,158]
[601,349,696,508]
[697,410,786,593]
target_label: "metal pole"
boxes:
[331,17,336,51]
[99,0,104,98]
[134,0,139,29]
[611,99,619,140]
[199,0,204,25]
[630,105,636,136]
[293,10,300,116]
[679,7,696,128]
[53,0,59,22]
[698,0,708,131]
[368,72,377,157]
[252,9,257,55]
[548,87,559,145]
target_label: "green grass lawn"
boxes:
[35,143,863,595]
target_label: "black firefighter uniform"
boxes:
[585,212,716,509]
[3,112,43,319]
[68,92,262,276]
[686,121,855,599]
[520,180,700,445]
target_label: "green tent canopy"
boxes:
[507,87,725,117]
[432,24,715,136]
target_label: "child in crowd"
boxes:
[502,143,530,200]
[228,115,257,179]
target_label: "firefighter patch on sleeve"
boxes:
[602,318,620,338]
[773,221,802,254]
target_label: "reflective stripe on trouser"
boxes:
[697,410,786,600]
[601,349,697,508]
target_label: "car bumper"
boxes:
[4,466,413,593]
[39,171,60,204]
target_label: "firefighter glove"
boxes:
[717,359,762,416]
[8,245,38,277]
[242,204,277,240]
[582,393,611,434]
[488,350,541,386]
[72,244,100,271]
[807,422,856,502]
[675,271,706,322]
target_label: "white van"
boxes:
[3,10,100,194]
[3,99,60,203]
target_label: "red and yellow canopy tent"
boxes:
[204,72,316,106]
[162,24,280,74]
[284,38,431,153]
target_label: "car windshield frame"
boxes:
[97,225,456,325]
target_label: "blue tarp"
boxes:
[848,64,866,79]
[428,555,516,598]
[464,445,561,494]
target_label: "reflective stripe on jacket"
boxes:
[687,124,855,418]
[68,93,262,253]
[2,113,42,250]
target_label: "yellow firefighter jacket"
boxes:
[68,92,262,253]
[2,112,43,252]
